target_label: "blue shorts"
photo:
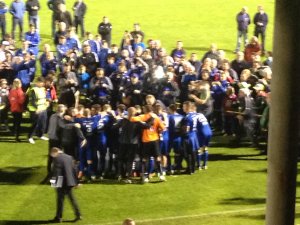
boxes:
[160,139,169,155]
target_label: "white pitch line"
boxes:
[88,207,266,225]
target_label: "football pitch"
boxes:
[2,0,299,225]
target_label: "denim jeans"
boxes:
[236,30,248,51]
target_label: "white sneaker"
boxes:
[40,136,49,141]
[29,138,35,144]
[142,177,149,184]
[159,175,166,181]
[124,179,132,184]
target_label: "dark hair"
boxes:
[168,104,177,112]
[143,104,153,113]
[36,77,45,83]
[117,104,126,113]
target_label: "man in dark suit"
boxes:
[72,0,86,38]
[50,147,82,223]
[47,0,65,37]
[98,16,112,47]
[253,5,268,53]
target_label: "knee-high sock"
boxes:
[197,152,203,168]
[203,150,209,167]
[156,160,163,175]
[87,163,93,177]
[166,154,171,171]
[141,161,148,177]
[148,157,155,174]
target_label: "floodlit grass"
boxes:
[2,0,298,225]
[0,135,269,225]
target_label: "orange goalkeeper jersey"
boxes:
[130,113,165,143]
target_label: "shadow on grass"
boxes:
[0,125,31,143]
[220,197,266,206]
[233,210,300,222]
[210,153,266,162]
[0,220,52,225]
[0,166,44,185]
[245,168,268,173]
[0,219,75,224]
[234,213,265,221]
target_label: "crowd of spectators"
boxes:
[0,1,272,183]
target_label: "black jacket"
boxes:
[73,1,86,18]
[26,0,40,16]
[98,22,112,39]
[47,0,65,15]
[58,119,85,145]
[113,118,146,145]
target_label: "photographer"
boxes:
[58,63,79,107]
[89,68,113,105]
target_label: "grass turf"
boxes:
[0,136,269,225]
[1,0,296,225]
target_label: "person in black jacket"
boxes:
[98,16,112,47]
[47,0,65,37]
[122,73,143,106]
[253,5,268,53]
[72,0,86,38]
[77,44,98,76]
[50,147,82,223]
[55,3,72,30]
[25,0,40,30]
[58,109,86,160]
[113,107,146,183]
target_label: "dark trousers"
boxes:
[51,13,56,37]
[48,139,61,174]
[182,139,196,173]
[56,187,80,219]
[12,17,23,40]
[28,110,47,138]
[254,29,266,52]
[0,107,8,125]
[118,143,137,178]
[0,18,6,40]
[101,34,111,47]
[62,143,78,160]
[74,16,85,38]
[11,112,22,138]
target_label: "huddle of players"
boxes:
[63,100,212,184]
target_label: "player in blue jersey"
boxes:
[154,103,169,175]
[75,108,97,180]
[181,101,199,174]
[93,104,112,179]
[168,104,184,173]
[191,103,213,170]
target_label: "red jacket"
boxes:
[9,88,25,113]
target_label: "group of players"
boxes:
[49,95,212,184]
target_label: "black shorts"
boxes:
[142,141,161,159]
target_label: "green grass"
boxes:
[0,136,270,225]
[0,0,291,224]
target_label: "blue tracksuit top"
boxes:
[10,1,25,19]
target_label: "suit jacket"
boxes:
[73,1,86,18]
[53,153,77,187]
